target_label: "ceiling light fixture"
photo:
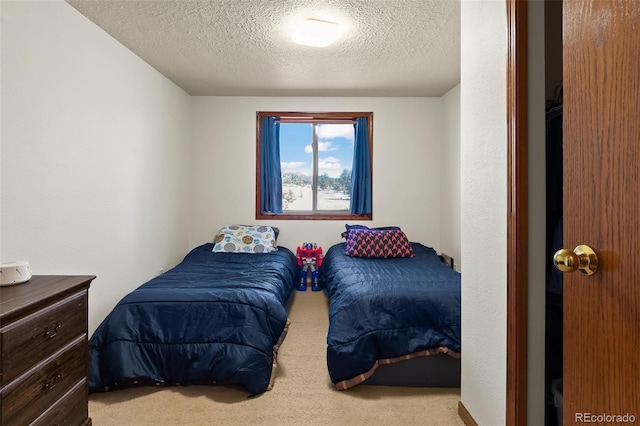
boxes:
[292,19,344,48]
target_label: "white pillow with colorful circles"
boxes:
[212,225,278,253]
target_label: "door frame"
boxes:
[506,0,528,425]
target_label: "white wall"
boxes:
[460,1,508,425]
[0,0,192,334]
[440,84,461,270]
[190,96,447,253]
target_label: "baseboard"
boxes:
[458,401,479,426]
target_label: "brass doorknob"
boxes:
[553,245,599,275]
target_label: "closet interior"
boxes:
[544,1,563,425]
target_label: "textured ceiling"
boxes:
[66,0,460,97]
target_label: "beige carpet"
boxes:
[89,291,464,425]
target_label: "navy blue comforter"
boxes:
[88,243,298,395]
[320,242,461,388]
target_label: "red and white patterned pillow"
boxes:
[345,229,415,258]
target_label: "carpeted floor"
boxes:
[89,291,463,425]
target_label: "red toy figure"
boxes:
[296,242,323,291]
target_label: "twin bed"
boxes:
[89,226,298,395]
[89,225,461,395]
[320,226,461,389]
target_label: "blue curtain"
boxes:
[350,117,372,214]
[260,116,282,213]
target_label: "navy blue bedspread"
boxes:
[320,242,461,386]
[88,243,298,395]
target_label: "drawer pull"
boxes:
[43,374,62,391]
[44,322,61,339]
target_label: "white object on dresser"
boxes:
[0,260,32,286]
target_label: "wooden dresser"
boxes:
[0,275,95,425]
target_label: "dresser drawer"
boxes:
[1,336,87,426]
[32,379,89,426]
[1,291,87,387]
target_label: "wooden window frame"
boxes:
[255,111,373,221]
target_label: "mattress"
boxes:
[320,242,461,389]
[88,243,298,395]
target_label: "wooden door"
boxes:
[562,0,640,423]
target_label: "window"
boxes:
[256,111,373,220]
